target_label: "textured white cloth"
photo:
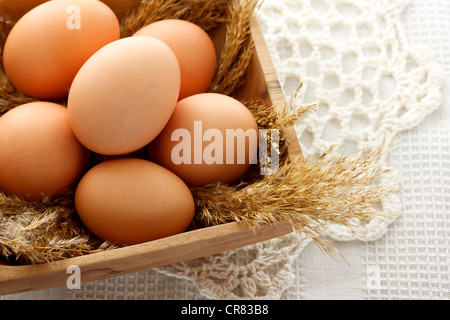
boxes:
[284,0,450,300]
[2,0,449,300]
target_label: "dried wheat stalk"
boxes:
[209,0,258,96]
[191,93,396,255]
[0,189,117,264]
[120,0,229,37]
[0,0,396,264]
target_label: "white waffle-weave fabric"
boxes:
[1,0,448,300]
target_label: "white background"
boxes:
[1,0,449,300]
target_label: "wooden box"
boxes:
[0,13,301,295]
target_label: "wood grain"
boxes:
[0,221,294,295]
[0,14,302,296]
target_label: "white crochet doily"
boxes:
[64,0,443,300]
[147,0,443,299]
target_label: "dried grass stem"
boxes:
[0,0,396,264]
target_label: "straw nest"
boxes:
[0,0,396,264]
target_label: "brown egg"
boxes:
[68,36,180,156]
[0,0,141,22]
[2,0,120,100]
[148,93,259,187]
[0,102,90,200]
[74,158,195,246]
[133,19,217,100]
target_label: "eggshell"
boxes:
[67,36,181,156]
[0,0,140,22]
[2,0,120,100]
[74,158,195,246]
[0,102,90,200]
[148,93,259,187]
[133,19,216,100]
